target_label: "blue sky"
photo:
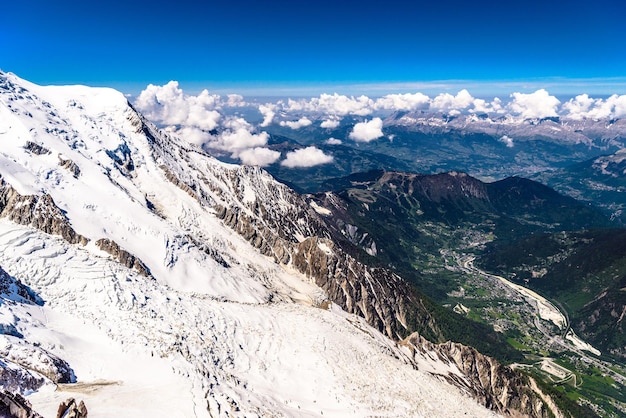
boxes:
[2,0,625,96]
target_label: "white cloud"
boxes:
[499,135,514,148]
[280,117,313,129]
[134,81,221,131]
[226,94,246,107]
[320,118,341,129]
[173,127,212,147]
[472,97,504,114]
[349,118,384,142]
[214,129,269,155]
[375,92,430,111]
[238,147,281,166]
[222,116,253,131]
[561,94,595,120]
[286,93,374,116]
[430,89,475,112]
[562,94,626,120]
[281,146,334,168]
[204,117,270,156]
[258,104,276,127]
[508,89,560,119]
[606,95,626,119]
[326,138,342,145]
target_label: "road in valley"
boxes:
[455,254,626,388]
[459,255,601,356]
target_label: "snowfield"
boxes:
[0,71,499,417]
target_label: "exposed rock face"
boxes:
[0,339,76,385]
[0,364,45,394]
[291,236,436,339]
[95,238,151,277]
[106,142,135,175]
[404,333,553,418]
[0,266,43,306]
[0,177,88,245]
[23,141,50,156]
[211,175,434,340]
[0,390,43,418]
[160,165,199,201]
[58,156,81,178]
[56,398,88,418]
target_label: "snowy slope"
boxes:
[0,71,499,417]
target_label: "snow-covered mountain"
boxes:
[386,110,626,148]
[0,71,554,417]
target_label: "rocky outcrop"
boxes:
[23,141,50,156]
[58,156,81,178]
[404,333,554,418]
[292,236,437,339]
[0,363,45,394]
[0,266,43,306]
[212,190,430,339]
[0,391,43,418]
[0,340,76,385]
[95,238,151,277]
[160,165,199,201]
[0,177,88,245]
[56,398,88,418]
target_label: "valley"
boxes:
[302,169,625,417]
[453,252,626,417]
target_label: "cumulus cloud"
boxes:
[214,129,269,155]
[375,92,430,111]
[562,94,626,120]
[226,94,246,107]
[320,118,341,129]
[135,81,222,131]
[281,146,334,168]
[286,93,374,116]
[429,89,476,114]
[227,116,256,131]
[608,95,626,118]
[499,135,514,148]
[472,97,504,114]
[258,104,276,127]
[561,94,594,120]
[349,118,384,142]
[238,147,281,166]
[201,116,271,157]
[326,138,342,145]
[508,89,560,119]
[171,126,212,147]
[280,117,313,129]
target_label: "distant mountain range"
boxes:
[534,149,626,224]
[311,169,610,274]
[253,110,626,193]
